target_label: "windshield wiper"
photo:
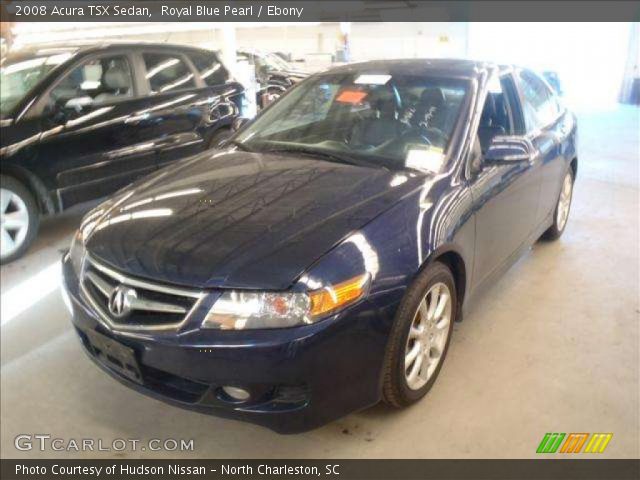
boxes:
[264,147,389,170]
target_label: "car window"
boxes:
[49,55,133,108]
[0,52,74,117]
[518,70,560,131]
[476,73,515,153]
[142,53,196,94]
[187,51,229,86]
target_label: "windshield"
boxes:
[235,72,470,172]
[0,52,73,117]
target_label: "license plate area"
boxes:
[85,329,143,385]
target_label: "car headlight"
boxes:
[202,273,370,330]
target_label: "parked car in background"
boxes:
[237,49,307,108]
[542,70,563,95]
[0,43,244,263]
[62,59,576,433]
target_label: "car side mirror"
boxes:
[484,136,534,164]
[44,101,68,125]
[232,117,250,132]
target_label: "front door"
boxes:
[37,51,157,209]
[468,72,543,287]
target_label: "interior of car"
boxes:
[50,56,133,108]
[245,75,470,170]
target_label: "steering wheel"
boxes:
[423,126,447,145]
[337,111,366,146]
[401,126,433,146]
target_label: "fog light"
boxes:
[222,386,251,401]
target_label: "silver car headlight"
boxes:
[202,273,370,330]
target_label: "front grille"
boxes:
[80,255,203,331]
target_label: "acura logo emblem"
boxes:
[108,285,137,319]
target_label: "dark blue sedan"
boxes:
[62,59,577,433]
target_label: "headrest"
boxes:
[419,87,446,109]
[103,62,131,90]
[375,98,396,118]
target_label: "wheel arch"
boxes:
[420,245,468,322]
[1,165,56,215]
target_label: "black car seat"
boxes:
[412,87,447,132]
[94,60,132,103]
[351,98,400,147]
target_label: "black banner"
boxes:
[1,459,639,480]
[1,0,639,22]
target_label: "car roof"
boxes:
[322,58,510,79]
[5,42,210,61]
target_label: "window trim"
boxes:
[34,49,140,116]
[500,72,525,136]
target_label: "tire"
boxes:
[0,175,40,264]
[208,128,232,149]
[382,261,457,407]
[541,168,574,241]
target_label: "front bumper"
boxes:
[62,254,401,433]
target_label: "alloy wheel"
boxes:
[404,282,452,390]
[557,171,573,231]
[0,188,30,260]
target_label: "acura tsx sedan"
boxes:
[62,59,577,433]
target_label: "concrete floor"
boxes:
[1,106,638,459]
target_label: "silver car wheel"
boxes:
[0,187,30,260]
[557,171,573,231]
[404,282,452,391]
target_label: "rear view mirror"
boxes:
[485,136,534,164]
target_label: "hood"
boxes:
[85,150,423,290]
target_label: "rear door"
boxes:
[134,49,241,169]
[36,50,157,208]
[184,49,243,148]
[515,69,567,223]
